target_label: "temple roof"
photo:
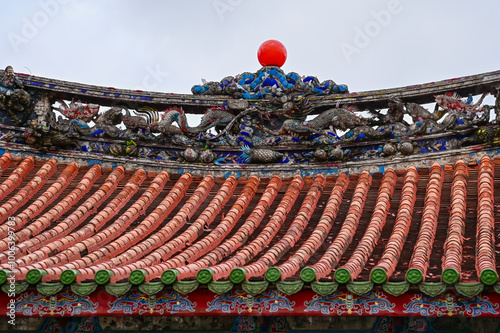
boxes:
[2,52,500,311]
[1,152,498,298]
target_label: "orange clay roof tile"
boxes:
[1,152,499,289]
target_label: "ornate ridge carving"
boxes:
[191,66,348,99]
[0,66,498,168]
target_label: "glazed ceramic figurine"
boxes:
[0,66,32,125]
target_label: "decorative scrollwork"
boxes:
[0,64,498,165]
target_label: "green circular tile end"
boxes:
[442,268,460,284]
[60,269,80,285]
[129,269,147,285]
[481,268,498,285]
[406,268,423,284]
[265,267,281,283]
[370,268,387,284]
[161,269,179,285]
[334,268,351,284]
[229,268,247,284]
[94,269,113,285]
[26,269,46,285]
[0,269,12,285]
[300,267,317,283]
[196,269,213,284]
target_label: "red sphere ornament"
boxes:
[257,40,287,67]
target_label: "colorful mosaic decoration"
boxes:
[0,66,499,167]
[191,66,348,98]
[107,289,196,315]
[16,291,97,316]
[207,290,294,314]
[304,291,395,315]
[404,294,499,317]
[3,289,500,317]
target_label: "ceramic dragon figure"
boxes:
[279,107,367,136]
[0,66,33,125]
[149,107,186,136]
[150,107,237,137]
[368,98,407,125]
[55,99,100,122]
[435,92,488,115]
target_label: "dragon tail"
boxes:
[135,106,158,125]
[238,145,252,164]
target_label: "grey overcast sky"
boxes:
[2,0,500,96]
